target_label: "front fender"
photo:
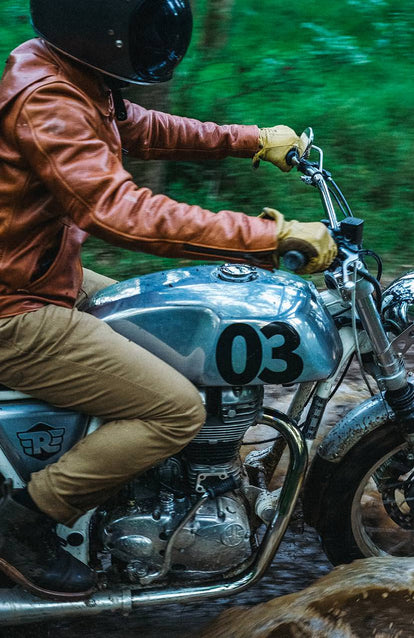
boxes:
[318,392,395,463]
[303,391,396,528]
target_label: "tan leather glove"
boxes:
[253,126,309,172]
[260,207,338,274]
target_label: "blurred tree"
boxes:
[201,0,234,51]
[122,83,171,194]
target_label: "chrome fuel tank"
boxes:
[84,265,342,386]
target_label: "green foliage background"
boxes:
[1,0,413,279]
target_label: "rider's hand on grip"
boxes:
[282,250,308,272]
[259,207,338,274]
[253,126,309,172]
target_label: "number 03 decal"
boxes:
[216,322,303,385]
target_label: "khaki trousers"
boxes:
[0,269,205,525]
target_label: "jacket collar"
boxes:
[0,38,113,117]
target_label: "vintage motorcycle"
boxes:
[0,130,413,627]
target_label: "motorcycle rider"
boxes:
[0,0,337,600]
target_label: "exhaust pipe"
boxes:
[0,588,133,625]
[0,409,307,626]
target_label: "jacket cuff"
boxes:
[229,124,260,158]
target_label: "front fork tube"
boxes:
[355,278,414,437]
[355,280,406,391]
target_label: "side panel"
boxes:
[0,398,89,481]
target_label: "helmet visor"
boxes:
[129,0,192,83]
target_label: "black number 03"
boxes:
[216,322,303,385]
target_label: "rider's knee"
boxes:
[182,384,206,434]
[168,382,206,445]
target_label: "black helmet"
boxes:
[30,0,193,84]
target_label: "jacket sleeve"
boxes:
[15,82,276,264]
[117,100,260,161]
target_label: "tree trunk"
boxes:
[201,0,235,52]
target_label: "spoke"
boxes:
[352,443,414,556]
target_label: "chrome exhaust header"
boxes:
[0,409,307,626]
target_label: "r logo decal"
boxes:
[17,423,65,461]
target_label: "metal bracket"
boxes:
[195,470,229,494]
[391,324,414,357]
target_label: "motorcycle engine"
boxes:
[100,386,262,582]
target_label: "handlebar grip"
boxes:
[285,148,299,167]
[282,250,308,272]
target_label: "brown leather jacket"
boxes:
[0,39,277,318]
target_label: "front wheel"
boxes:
[306,423,414,564]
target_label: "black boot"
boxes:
[0,481,96,600]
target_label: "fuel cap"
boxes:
[216,264,258,282]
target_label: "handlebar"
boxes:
[285,148,300,167]
[282,134,359,275]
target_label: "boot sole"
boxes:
[0,558,95,601]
